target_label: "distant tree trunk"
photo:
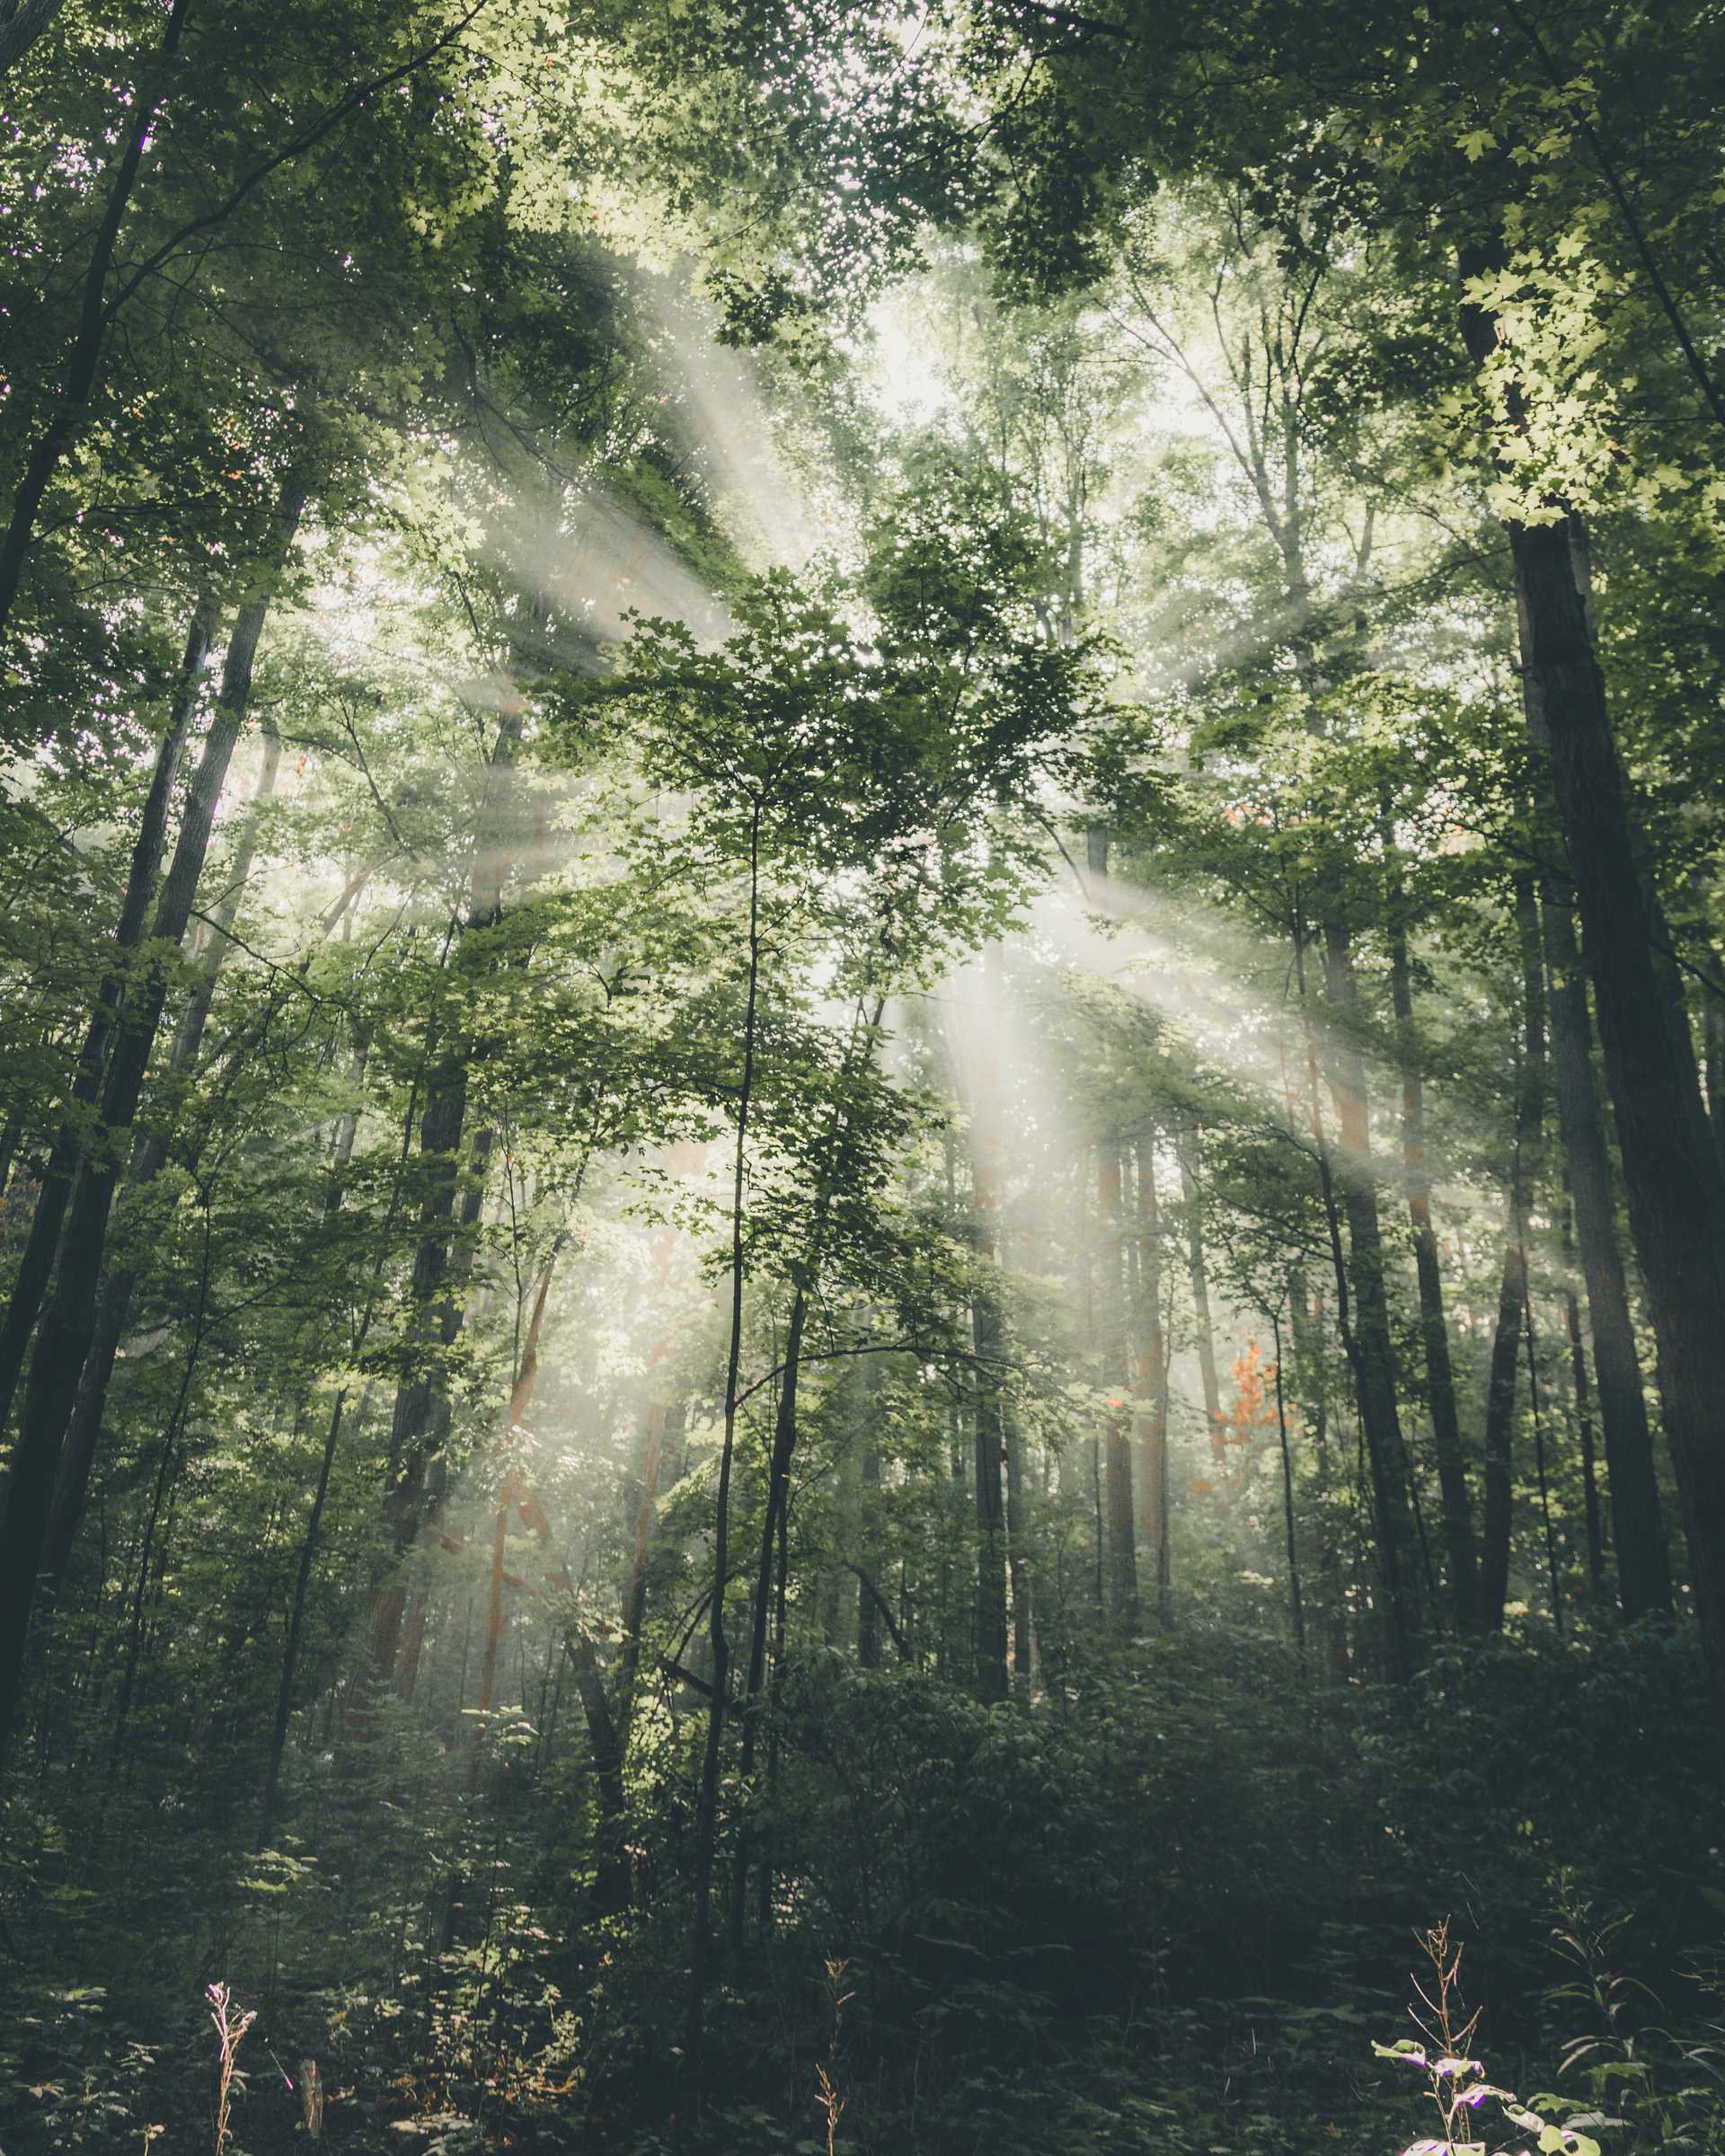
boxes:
[616,1389,668,1736]
[0,488,300,1778]
[261,1383,364,1842]
[568,1632,631,1918]
[1098,1139,1139,1631]
[368,712,522,1686]
[1388,906,1478,1629]
[1560,1191,1608,1607]
[1290,1272,1349,1677]
[686,805,764,2094]
[0,597,214,1435]
[1270,1305,1306,1666]
[1314,920,1420,1675]
[857,1411,882,1670]
[1481,874,1545,1630]
[1134,1127,1172,1628]
[971,1253,1011,1701]
[1541,879,1671,1621]
[1460,266,1725,1723]
[1003,1390,1033,1694]
[1179,1151,1225,1461]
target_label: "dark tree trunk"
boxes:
[0,0,72,79]
[0,490,300,1777]
[0,0,192,642]
[1134,1128,1172,1628]
[857,1412,883,1671]
[1480,875,1545,1630]
[0,598,214,1435]
[1180,1152,1225,1459]
[971,1257,1010,1701]
[1388,907,1478,1629]
[1541,880,1672,1620]
[40,706,288,1594]
[1316,922,1421,1675]
[1459,263,1725,1710]
[1098,1141,1139,1631]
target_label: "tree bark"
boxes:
[1315,921,1421,1675]
[1388,906,1478,1629]
[0,0,72,80]
[0,0,192,643]
[1134,1127,1172,1628]
[1098,1139,1139,1631]
[0,487,299,1776]
[1541,879,1672,1620]
[0,597,213,1434]
[1458,262,1725,1708]
[1180,1151,1225,1460]
[40,703,288,1593]
[1480,874,1545,1630]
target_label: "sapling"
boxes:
[1375,1921,1608,2156]
[206,1983,255,2156]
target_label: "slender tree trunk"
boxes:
[1460,267,1725,1720]
[857,1407,882,1670]
[261,1384,357,1841]
[686,805,764,2094]
[0,598,213,1433]
[1541,878,1671,1620]
[1314,920,1420,1674]
[1481,874,1545,1630]
[0,489,300,1776]
[616,1389,668,1738]
[567,1633,630,1918]
[1565,1273,1607,1605]
[1099,1140,1139,1630]
[1134,1127,1172,1628]
[1003,1390,1032,1695]
[0,0,192,643]
[40,702,288,1591]
[1180,1152,1225,1460]
[1388,907,1478,1628]
[1270,1307,1306,1666]
[369,713,521,1684]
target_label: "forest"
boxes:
[2,1,1724,2151]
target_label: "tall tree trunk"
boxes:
[1480,874,1545,1630]
[1314,921,1421,1675]
[1388,906,1478,1629]
[970,1167,1011,1701]
[368,712,522,1684]
[1003,1388,1033,1695]
[0,0,192,642]
[1134,1127,1172,1628]
[1270,1306,1306,1666]
[1460,265,1725,1719]
[0,598,213,1434]
[0,489,300,1777]
[1541,879,1672,1620]
[1559,1198,1608,1605]
[40,704,288,1593]
[616,1388,668,1739]
[1180,1152,1225,1461]
[686,805,764,2094]
[857,1407,882,1671]
[1098,1139,1139,1630]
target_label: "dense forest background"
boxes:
[3,2,1725,2151]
